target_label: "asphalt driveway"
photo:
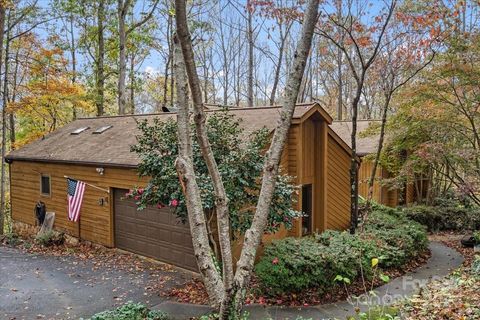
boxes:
[0,245,191,319]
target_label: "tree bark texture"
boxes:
[175,1,235,307]
[96,0,105,116]
[173,35,225,307]
[0,4,6,235]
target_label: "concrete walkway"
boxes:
[153,242,464,320]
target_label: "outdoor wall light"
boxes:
[96,167,105,175]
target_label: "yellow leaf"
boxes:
[371,258,379,268]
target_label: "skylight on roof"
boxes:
[93,125,112,134]
[71,127,90,135]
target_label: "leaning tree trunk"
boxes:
[172,35,225,308]
[175,0,234,301]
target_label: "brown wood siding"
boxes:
[10,161,146,247]
[358,159,383,203]
[358,159,400,207]
[287,124,301,237]
[326,134,351,230]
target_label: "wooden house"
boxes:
[330,120,416,207]
[6,103,354,271]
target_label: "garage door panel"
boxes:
[114,188,197,271]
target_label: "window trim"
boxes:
[40,174,51,197]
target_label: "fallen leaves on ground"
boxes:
[400,233,480,320]
[1,235,191,308]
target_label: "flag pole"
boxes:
[63,176,110,193]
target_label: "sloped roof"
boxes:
[329,120,381,156]
[7,103,335,167]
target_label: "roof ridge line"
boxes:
[76,104,319,120]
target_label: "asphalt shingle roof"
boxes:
[7,103,335,167]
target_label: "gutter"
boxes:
[4,156,139,169]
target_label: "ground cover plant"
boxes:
[402,204,480,232]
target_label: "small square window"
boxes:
[40,175,51,196]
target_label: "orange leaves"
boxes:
[11,36,94,147]
[345,36,371,47]
[357,36,371,47]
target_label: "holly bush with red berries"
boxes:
[128,111,301,236]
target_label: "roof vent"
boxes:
[71,127,90,135]
[93,125,112,134]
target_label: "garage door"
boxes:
[114,188,197,271]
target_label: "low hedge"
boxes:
[401,205,480,232]
[255,206,428,295]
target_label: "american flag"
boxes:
[67,178,86,222]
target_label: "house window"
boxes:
[302,184,312,236]
[40,174,51,196]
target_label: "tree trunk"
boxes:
[246,2,254,107]
[175,0,234,305]
[117,0,128,115]
[161,12,172,111]
[9,40,20,150]
[349,82,363,234]
[173,34,225,308]
[175,0,319,317]
[96,0,105,116]
[336,0,343,120]
[0,7,8,235]
[70,13,77,120]
[269,23,290,105]
[129,52,135,114]
[366,93,391,206]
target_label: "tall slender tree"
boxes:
[117,0,159,115]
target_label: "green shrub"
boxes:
[35,230,65,247]
[402,205,480,232]
[364,210,428,267]
[255,206,428,295]
[1,232,20,246]
[254,237,331,294]
[89,301,170,320]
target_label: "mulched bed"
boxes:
[165,249,431,307]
